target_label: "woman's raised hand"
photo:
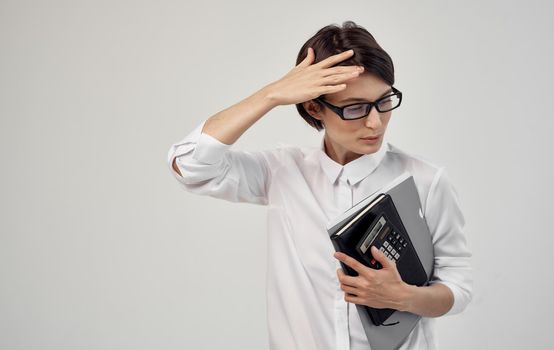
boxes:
[263,47,364,107]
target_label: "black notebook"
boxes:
[329,186,430,326]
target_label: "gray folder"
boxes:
[326,171,434,350]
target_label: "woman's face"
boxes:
[304,73,394,165]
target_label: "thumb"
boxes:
[371,246,394,268]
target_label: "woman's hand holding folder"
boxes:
[334,246,411,312]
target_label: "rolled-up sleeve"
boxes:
[166,120,274,206]
[423,167,473,316]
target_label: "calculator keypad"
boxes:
[379,231,406,264]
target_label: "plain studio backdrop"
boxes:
[1,0,553,349]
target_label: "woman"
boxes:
[167,21,472,350]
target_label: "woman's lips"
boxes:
[359,135,381,143]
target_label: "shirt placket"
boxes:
[334,174,353,350]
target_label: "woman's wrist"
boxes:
[257,83,281,109]
[396,282,455,317]
[398,283,417,313]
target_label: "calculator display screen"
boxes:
[360,216,387,253]
[379,225,391,241]
[368,221,382,242]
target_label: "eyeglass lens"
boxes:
[343,94,400,119]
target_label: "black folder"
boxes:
[326,171,436,350]
[329,192,429,326]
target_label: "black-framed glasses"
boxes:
[315,86,402,120]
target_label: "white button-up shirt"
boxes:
[167,120,473,350]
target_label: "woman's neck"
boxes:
[324,136,362,166]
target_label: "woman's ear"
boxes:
[302,100,323,121]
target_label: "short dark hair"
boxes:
[295,21,396,131]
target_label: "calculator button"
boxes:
[387,245,392,252]
[391,249,396,255]
[395,253,400,259]
[379,247,385,253]
[396,234,401,240]
[383,241,389,248]
[403,242,408,247]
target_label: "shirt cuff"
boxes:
[441,281,463,316]
[431,280,471,316]
[192,131,232,165]
[168,119,233,166]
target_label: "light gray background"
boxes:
[1,0,553,349]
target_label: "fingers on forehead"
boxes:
[317,50,353,68]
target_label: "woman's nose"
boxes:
[364,106,382,128]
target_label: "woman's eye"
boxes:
[346,104,364,111]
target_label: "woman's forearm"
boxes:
[401,282,454,317]
[201,85,277,145]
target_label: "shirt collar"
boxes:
[317,137,389,186]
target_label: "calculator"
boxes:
[356,213,409,269]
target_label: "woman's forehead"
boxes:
[326,74,391,104]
